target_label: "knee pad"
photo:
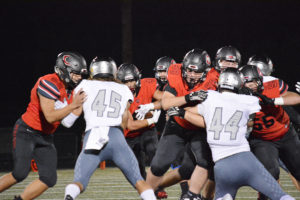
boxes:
[150,164,169,177]
[12,170,29,183]
[178,165,194,180]
[40,174,57,187]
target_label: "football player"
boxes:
[64,57,156,200]
[240,65,300,199]
[146,48,219,200]
[0,52,87,200]
[167,68,294,200]
[155,46,242,200]
[248,55,300,193]
[117,63,163,180]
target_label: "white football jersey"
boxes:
[197,90,260,162]
[75,80,133,131]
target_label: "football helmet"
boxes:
[117,63,141,93]
[54,51,87,89]
[89,57,117,79]
[239,65,264,92]
[215,46,241,71]
[182,49,211,89]
[218,68,244,93]
[154,56,176,85]
[247,55,273,76]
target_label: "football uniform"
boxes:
[124,78,159,179]
[72,79,145,189]
[252,76,290,141]
[150,64,218,177]
[197,90,291,200]
[12,73,73,187]
[125,78,157,138]
[22,73,73,134]
[249,75,300,181]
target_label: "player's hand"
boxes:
[295,82,300,93]
[147,110,161,125]
[239,87,254,95]
[71,88,87,109]
[167,107,185,118]
[135,103,154,120]
[185,90,208,103]
[254,92,275,106]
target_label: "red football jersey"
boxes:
[22,73,73,134]
[125,78,158,138]
[252,76,290,141]
[167,64,219,130]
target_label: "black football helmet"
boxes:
[239,65,264,92]
[247,55,273,76]
[117,63,141,93]
[54,51,87,89]
[215,46,241,71]
[154,56,176,85]
[218,68,244,93]
[182,49,211,89]
[89,57,117,79]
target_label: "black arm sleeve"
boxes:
[164,84,177,96]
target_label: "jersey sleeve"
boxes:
[125,86,134,103]
[74,80,85,94]
[278,79,288,95]
[247,96,261,114]
[37,79,61,100]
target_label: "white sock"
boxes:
[280,195,295,200]
[65,184,81,199]
[140,189,156,200]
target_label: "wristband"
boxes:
[274,97,284,105]
[61,113,79,128]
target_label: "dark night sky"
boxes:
[1,0,300,127]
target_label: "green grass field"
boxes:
[0,168,299,200]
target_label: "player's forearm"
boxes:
[162,96,186,110]
[44,104,78,124]
[126,118,149,131]
[184,111,205,128]
[153,100,162,110]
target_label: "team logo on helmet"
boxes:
[63,55,71,66]
[206,55,211,65]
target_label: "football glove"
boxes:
[239,87,254,95]
[254,92,275,106]
[167,107,186,118]
[135,103,155,120]
[185,90,208,103]
[147,110,161,125]
[296,82,300,94]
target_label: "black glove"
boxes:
[185,90,208,103]
[167,107,186,118]
[254,92,275,105]
[239,87,254,95]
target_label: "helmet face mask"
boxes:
[240,65,264,93]
[117,63,141,94]
[247,55,273,76]
[182,49,211,89]
[54,51,87,89]
[218,68,244,93]
[154,56,175,85]
[215,46,241,71]
[89,57,117,79]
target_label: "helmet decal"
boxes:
[206,55,211,65]
[63,55,71,66]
